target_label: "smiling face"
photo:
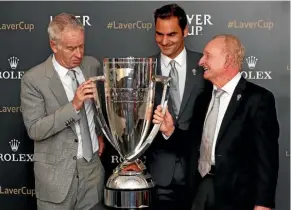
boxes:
[155,16,188,59]
[50,27,85,69]
[199,38,227,82]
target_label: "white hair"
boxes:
[48,13,84,41]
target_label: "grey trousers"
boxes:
[37,153,105,210]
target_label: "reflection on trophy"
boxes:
[90,57,170,209]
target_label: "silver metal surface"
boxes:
[107,171,155,190]
[90,57,170,208]
[104,187,154,209]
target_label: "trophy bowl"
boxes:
[91,57,170,209]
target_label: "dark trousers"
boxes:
[191,166,216,210]
[152,159,188,210]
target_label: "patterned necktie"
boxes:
[169,60,181,118]
[67,70,93,162]
[198,89,224,177]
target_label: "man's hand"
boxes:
[152,105,175,136]
[254,206,271,210]
[72,79,96,111]
[97,136,105,156]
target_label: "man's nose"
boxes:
[75,48,82,58]
[198,57,205,66]
[161,36,169,46]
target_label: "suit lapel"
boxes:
[215,77,247,148]
[46,55,77,135]
[197,84,213,147]
[46,56,69,107]
[178,50,201,118]
[80,62,91,80]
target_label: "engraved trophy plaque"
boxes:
[90,57,170,208]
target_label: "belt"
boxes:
[208,165,216,176]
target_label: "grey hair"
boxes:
[48,13,84,41]
[212,34,245,69]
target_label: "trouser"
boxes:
[37,153,105,210]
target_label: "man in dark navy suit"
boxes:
[145,3,208,210]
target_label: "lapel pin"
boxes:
[237,94,242,101]
[192,69,196,75]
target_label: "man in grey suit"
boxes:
[145,3,209,210]
[21,13,105,210]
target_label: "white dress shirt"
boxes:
[206,72,242,164]
[161,48,187,139]
[52,55,99,159]
[160,47,187,101]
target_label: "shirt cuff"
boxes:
[74,107,80,114]
[162,133,171,140]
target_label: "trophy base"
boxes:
[104,170,155,209]
[104,187,154,209]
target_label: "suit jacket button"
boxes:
[73,156,77,160]
[74,139,78,143]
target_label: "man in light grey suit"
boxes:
[21,13,105,210]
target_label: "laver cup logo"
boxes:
[106,21,152,31]
[0,105,21,113]
[0,56,25,79]
[227,20,274,30]
[187,14,214,35]
[0,21,34,32]
[50,15,91,26]
[0,186,35,197]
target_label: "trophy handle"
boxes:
[123,75,171,163]
[90,76,123,158]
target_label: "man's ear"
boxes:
[183,25,189,38]
[49,40,58,53]
[224,54,232,69]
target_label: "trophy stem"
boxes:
[113,158,146,174]
[124,75,171,163]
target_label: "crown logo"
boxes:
[8,56,19,70]
[245,56,258,70]
[9,139,20,152]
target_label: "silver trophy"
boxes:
[90,57,170,209]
